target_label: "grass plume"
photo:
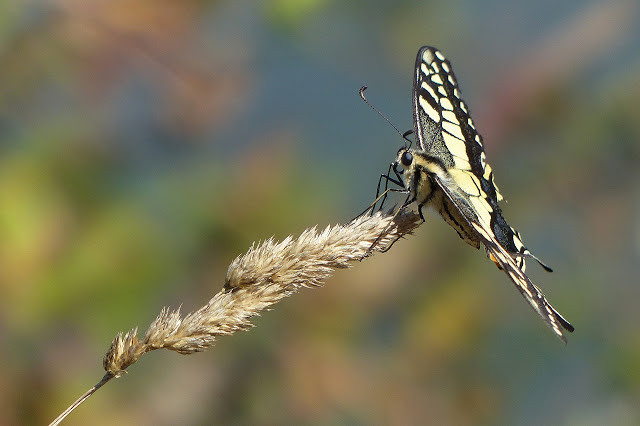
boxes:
[50,210,421,425]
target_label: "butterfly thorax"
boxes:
[397,148,481,249]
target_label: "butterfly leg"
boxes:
[416,202,426,222]
[374,192,423,255]
[352,186,407,222]
[376,162,405,212]
[353,163,405,220]
[359,189,411,259]
[377,192,416,254]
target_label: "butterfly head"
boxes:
[393,148,414,178]
[398,148,414,169]
[395,148,446,177]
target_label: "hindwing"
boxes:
[432,171,574,342]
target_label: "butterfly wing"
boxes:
[412,46,549,272]
[411,46,572,340]
[432,172,574,341]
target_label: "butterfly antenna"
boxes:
[359,86,412,145]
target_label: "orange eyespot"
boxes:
[489,253,504,270]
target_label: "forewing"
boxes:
[413,46,546,271]
[413,47,484,174]
[432,173,574,341]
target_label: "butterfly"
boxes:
[383,46,574,342]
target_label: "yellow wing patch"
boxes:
[448,169,482,196]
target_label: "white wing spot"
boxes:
[435,50,445,61]
[423,50,436,63]
[459,101,468,113]
[419,97,440,122]
[491,173,504,202]
[442,62,450,72]
[482,163,493,180]
[480,152,487,169]
[431,74,444,85]
[440,97,453,111]
[517,255,527,273]
[513,236,525,251]
[422,82,437,101]
[467,118,475,129]
[442,110,457,124]
[442,120,465,140]
[448,75,457,86]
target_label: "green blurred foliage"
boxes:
[1,0,639,425]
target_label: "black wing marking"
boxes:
[432,172,574,341]
[413,46,550,272]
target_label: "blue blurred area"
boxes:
[1,0,639,424]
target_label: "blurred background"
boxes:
[1,0,639,424]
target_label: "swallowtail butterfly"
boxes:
[390,46,574,341]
